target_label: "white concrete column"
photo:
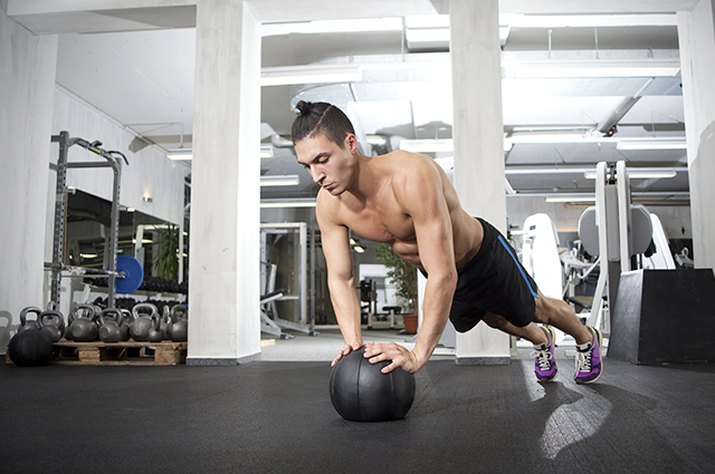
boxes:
[678,1,715,270]
[450,0,511,364]
[187,0,261,364]
[0,8,57,349]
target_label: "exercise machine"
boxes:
[577,161,673,335]
[259,223,316,338]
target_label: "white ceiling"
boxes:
[10,1,692,205]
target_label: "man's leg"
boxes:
[483,312,558,382]
[533,291,603,384]
[482,312,546,344]
[532,290,592,344]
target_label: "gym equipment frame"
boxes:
[46,131,136,310]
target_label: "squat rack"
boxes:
[47,131,128,309]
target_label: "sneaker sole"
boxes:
[576,326,604,384]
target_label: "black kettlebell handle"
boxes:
[73,304,98,322]
[19,306,43,326]
[100,308,122,325]
[40,311,63,327]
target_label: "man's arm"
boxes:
[315,195,363,361]
[364,161,458,373]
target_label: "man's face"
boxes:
[295,132,356,196]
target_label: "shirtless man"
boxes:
[291,101,603,384]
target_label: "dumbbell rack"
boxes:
[47,131,125,309]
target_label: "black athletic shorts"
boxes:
[448,217,539,333]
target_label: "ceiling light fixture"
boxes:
[261,18,403,36]
[260,199,316,209]
[501,13,677,29]
[260,175,300,187]
[584,168,680,180]
[399,138,453,153]
[167,148,192,161]
[544,195,596,203]
[616,139,687,151]
[261,64,363,87]
[503,59,680,79]
[168,145,279,161]
[260,144,274,158]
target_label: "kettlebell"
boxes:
[119,309,132,341]
[64,309,76,340]
[39,310,64,342]
[160,305,171,340]
[45,302,65,334]
[0,311,12,355]
[19,307,43,332]
[68,304,99,342]
[147,314,163,343]
[98,308,124,343]
[167,304,188,342]
[130,303,158,342]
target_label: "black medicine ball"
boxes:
[329,347,416,422]
[8,329,53,367]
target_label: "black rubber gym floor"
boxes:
[2,356,714,473]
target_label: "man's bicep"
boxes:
[316,208,353,282]
[403,171,456,274]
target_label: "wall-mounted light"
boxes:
[142,195,153,203]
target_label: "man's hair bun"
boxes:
[295,100,312,116]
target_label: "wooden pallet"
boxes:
[50,341,187,366]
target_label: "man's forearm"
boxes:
[328,278,363,346]
[411,271,457,366]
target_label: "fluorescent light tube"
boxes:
[261,64,363,87]
[616,139,687,151]
[167,149,192,161]
[503,59,680,79]
[501,13,677,28]
[584,168,679,179]
[260,199,316,209]
[261,18,403,37]
[260,144,274,158]
[545,195,596,203]
[405,27,450,45]
[399,138,453,153]
[260,175,300,187]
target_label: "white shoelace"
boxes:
[531,346,553,370]
[575,348,592,373]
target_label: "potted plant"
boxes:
[154,224,179,281]
[376,243,419,334]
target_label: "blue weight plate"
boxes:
[115,255,144,294]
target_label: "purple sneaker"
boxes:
[574,326,603,384]
[533,326,557,382]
